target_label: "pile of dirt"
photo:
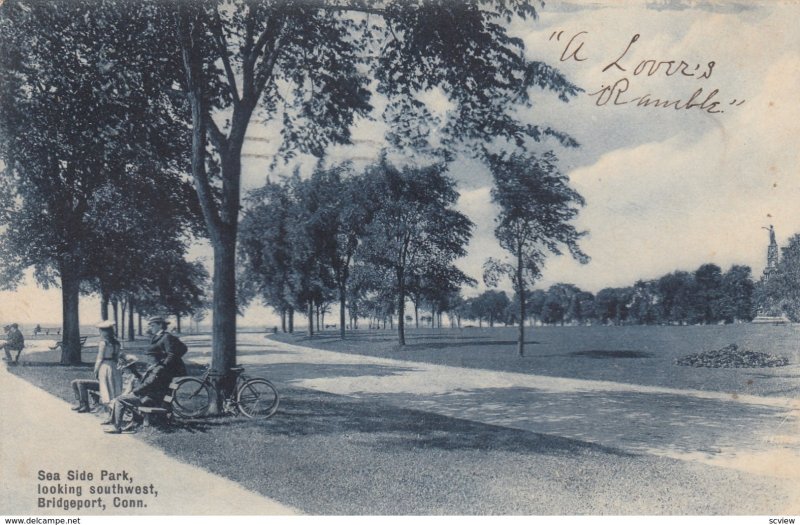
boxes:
[674,343,789,368]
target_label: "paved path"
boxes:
[0,363,299,516]
[220,334,800,480]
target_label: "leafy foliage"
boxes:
[757,234,800,321]
[482,150,587,355]
[357,157,474,344]
[0,0,201,363]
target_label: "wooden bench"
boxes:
[137,392,175,427]
[49,336,88,351]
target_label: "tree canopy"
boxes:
[0,0,201,363]
[483,151,587,356]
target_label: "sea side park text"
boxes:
[35,470,159,512]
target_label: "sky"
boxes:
[2,0,799,328]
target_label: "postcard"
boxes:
[1,0,799,519]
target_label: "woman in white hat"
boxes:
[70,320,123,414]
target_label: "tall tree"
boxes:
[483,152,587,356]
[358,159,473,345]
[0,0,197,363]
[718,265,754,323]
[628,280,657,325]
[656,271,696,325]
[170,0,578,386]
[473,290,511,327]
[238,178,295,327]
[594,287,632,325]
[694,263,723,324]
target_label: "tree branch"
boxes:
[210,7,241,106]
[312,4,386,17]
[253,21,287,97]
[207,114,229,155]
[176,6,224,240]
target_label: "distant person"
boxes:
[33,324,42,337]
[69,321,123,416]
[144,316,188,375]
[1,323,25,364]
[105,344,185,434]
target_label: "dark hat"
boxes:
[10,323,18,329]
[147,316,169,326]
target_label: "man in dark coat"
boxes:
[104,344,185,434]
[1,323,25,364]
[144,316,187,376]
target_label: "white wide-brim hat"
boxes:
[97,320,115,329]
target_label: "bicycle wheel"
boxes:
[172,378,212,418]
[236,378,279,419]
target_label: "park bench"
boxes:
[134,379,184,428]
[49,336,88,351]
[137,391,177,428]
[138,406,171,427]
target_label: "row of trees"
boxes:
[453,263,755,328]
[238,158,475,346]
[0,0,209,359]
[0,0,585,406]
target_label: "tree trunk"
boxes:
[281,309,286,333]
[179,11,238,412]
[339,286,347,339]
[128,295,135,342]
[396,268,406,345]
[138,312,142,336]
[176,314,182,334]
[307,302,314,336]
[120,301,126,340]
[414,300,419,329]
[100,291,109,321]
[517,250,526,357]
[59,262,82,365]
[112,299,119,335]
[208,233,238,413]
[288,307,294,333]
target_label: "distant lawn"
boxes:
[271,324,800,398]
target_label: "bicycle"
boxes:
[171,365,279,419]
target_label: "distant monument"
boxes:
[753,224,788,324]
[762,225,778,280]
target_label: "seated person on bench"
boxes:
[104,345,184,434]
[1,323,25,364]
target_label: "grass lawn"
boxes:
[272,324,800,398]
